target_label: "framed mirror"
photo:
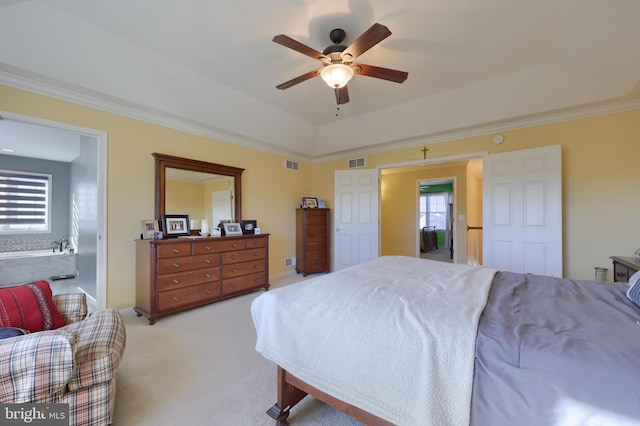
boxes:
[153,153,244,232]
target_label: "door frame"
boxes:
[379,151,486,264]
[0,110,108,309]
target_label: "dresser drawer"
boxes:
[157,243,192,259]
[192,253,221,268]
[246,237,267,249]
[306,225,327,240]
[222,272,266,295]
[222,259,266,279]
[193,241,224,255]
[221,248,266,264]
[157,283,220,311]
[613,263,630,282]
[304,210,328,224]
[220,239,246,251]
[156,267,220,292]
[157,256,195,274]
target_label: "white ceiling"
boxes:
[1,0,639,161]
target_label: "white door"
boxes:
[483,145,562,276]
[334,169,379,271]
[211,189,233,225]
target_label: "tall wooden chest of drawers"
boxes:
[296,208,330,276]
[135,234,269,324]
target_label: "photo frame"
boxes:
[161,214,190,237]
[318,199,326,208]
[141,219,159,240]
[301,197,318,208]
[240,220,257,235]
[223,222,244,236]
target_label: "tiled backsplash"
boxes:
[0,237,71,253]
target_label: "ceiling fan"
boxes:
[273,23,408,105]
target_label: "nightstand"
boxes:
[610,256,640,283]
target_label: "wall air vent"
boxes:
[285,160,299,171]
[348,157,366,169]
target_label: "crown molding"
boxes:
[0,67,313,163]
[2,67,638,166]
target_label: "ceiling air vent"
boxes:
[285,160,299,171]
[348,157,366,169]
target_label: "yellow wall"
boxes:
[380,164,468,262]
[312,109,640,281]
[3,83,640,308]
[165,180,205,219]
[0,84,310,308]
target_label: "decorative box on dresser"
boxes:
[296,208,330,277]
[610,256,640,282]
[135,234,269,324]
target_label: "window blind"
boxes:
[0,170,50,232]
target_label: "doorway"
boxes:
[0,111,107,308]
[419,179,454,264]
[379,152,486,265]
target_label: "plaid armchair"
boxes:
[0,293,126,426]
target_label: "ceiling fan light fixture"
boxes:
[320,64,354,88]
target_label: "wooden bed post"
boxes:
[266,366,308,425]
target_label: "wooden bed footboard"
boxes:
[266,366,394,426]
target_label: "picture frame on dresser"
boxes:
[240,220,257,235]
[301,197,318,208]
[161,214,190,237]
[141,220,159,240]
[223,222,243,236]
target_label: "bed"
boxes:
[251,256,640,426]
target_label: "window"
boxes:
[419,193,447,230]
[0,169,51,234]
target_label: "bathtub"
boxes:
[0,249,69,259]
[0,250,77,287]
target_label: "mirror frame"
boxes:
[153,153,244,231]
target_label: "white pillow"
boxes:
[626,270,640,308]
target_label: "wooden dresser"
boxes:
[296,208,330,277]
[135,234,269,324]
[610,256,640,283]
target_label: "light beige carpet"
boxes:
[112,275,363,426]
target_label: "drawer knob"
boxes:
[173,263,180,268]
[205,289,211,294]
[173,248,180,253]
[231,283,238,288]
[172,296,180,302]
[205,246,211,250]
[231,255,237,260]
[205,258,211,263]
[205,273,211,278]
[253,252,260,257]
[231,243,238,248]
[254,278,261,282]
[254,264,261,269]
[231,268,237,273]
[173,279,180,284]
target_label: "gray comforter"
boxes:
[472,272,640,425]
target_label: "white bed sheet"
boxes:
[252,256,496,425]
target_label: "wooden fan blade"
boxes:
[335,86,349,105]
[273,34,328,62]
[276,69,321,90]
[354,63,408,83]
[343,23,392,59]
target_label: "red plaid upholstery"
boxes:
[0,293,126,426]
